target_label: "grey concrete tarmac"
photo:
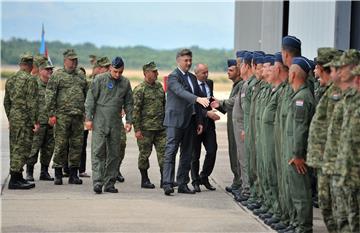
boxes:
[0,90,326,233]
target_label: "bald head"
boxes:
[194,63,209,82]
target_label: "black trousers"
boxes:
[191,121,217,185]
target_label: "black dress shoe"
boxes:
[272,222,288,231]
[201,180,216,191]
[93,184,102,194]
[234,193,248,202]
[225,186,233,193]
[253,208,267,215]
[178,185,196,194]
[193,183,201,192]
[163,186,174,196]
[264,216,280,225]
[259,213,273,220]
[104,187,118,193]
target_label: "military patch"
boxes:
[107,82,113,89]
[331,93,341,101]
[241,93,245,98]
[296,100,304,107]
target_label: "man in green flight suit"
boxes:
[285,56,315,233]
[45,49,88,185]
[133,61,166,189]
[4,53,39,189]
[85,57,133,194]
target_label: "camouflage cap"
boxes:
[19,52,33,64]
[38,60,54,69]
[316,47,343,65]
[336,49,360,67]
[323,50,344,68]
[63,49,78,59]
[33,55,48,67]
[351,65,360,76]
[143,61,158,72]
[89,54,96,60]
[97,57,111,67]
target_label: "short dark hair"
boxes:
[176,48,192,58]
[282,45,301,57]
[318,64,331,74]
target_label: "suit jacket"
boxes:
[163,68,203,129]
[197,79,215,130]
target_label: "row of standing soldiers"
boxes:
[221,35,359,233]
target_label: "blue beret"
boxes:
[282,35,301,50]
[263,54,275,65]
[236,50,247,58]
[243,52,253,63]
[253,50,265,56]
[112,56,124,68]
[292,56,312,74]
[308,59,315,70]
[274,52,283,63]
[253,55,264,64]
[227,59,237,67]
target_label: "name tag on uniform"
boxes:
[241,93,245,98]
[296,100,304,107]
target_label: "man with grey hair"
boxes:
[191,63,220,192]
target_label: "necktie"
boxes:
[200,82,207,97]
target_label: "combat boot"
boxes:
[39,164,54,181]
[140,169,155,189]
[26,165,34,181]
[116,171,125,182]
[54,167,63,185]
[8,172,35,189]
[68,167,83,184]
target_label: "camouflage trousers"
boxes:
[27,124,54,167]
[52,114,84,168]
[9,123,34,172]
[136,130,165,170]
[332,176,359,233]
[116,123,127,173]
[317,170,336,233]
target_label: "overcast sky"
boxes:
[1,1,235,50]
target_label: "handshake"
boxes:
[195,96,221,121]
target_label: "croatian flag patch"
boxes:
[296,100,304,106]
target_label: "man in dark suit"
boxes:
[191,63,220,192]
[162,49,210,196]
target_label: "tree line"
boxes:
[1,38,233,71]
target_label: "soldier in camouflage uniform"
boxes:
[26,60,55,182]
[45,49,87,185]
[333,64,359,233]
[323,50,360,232]
[306,48,343,233]
[85,57,133,194]
[132,62,166,189]
[25,55,48,181]
[4,53,38,189]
